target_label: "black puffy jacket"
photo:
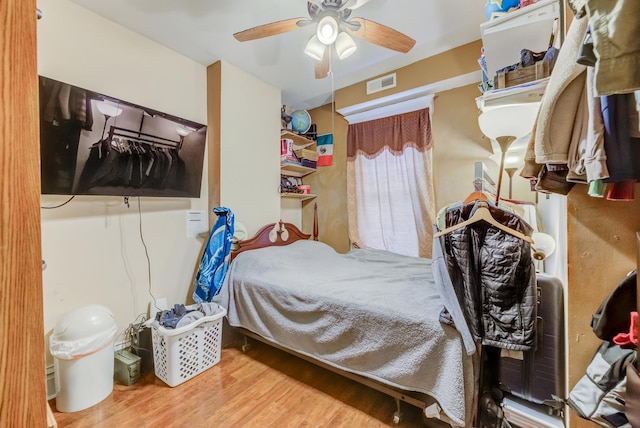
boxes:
[442,201,537,351]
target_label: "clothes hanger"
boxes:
[462,190,526,217]
[463,191,490,205]
[434,200,533,243]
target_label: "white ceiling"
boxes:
[69,0,487,111]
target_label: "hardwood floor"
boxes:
[50,340,450,428]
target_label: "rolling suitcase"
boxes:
[498,273,565,409]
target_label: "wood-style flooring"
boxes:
[50,340,450,428]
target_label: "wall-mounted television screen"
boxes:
[39,75,207,198]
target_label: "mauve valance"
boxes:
[347,108,432,160]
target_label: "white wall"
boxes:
[38,0,208,361]
[280,198,303,229]
[537,194,568,285]
[218,61,281,237]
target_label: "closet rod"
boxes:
[108,126,180,148]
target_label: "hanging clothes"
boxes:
[193,207,235,303]
[600,94,640,202]
[77,139,186,193]
[576,0,640,96]
[436,199,536,351]
[432,226,476,356]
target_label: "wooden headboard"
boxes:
[231,221,311,261]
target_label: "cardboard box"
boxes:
[494,61,549,90]
[294,148,319,162]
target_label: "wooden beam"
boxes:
[0,1,47,426]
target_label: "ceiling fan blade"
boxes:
[234,18,310,42]
[315,49,330,79]
[346,18,416,53]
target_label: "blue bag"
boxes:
[192,207,234,303]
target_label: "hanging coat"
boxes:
[441,200,537,351]
[193,207,235,303]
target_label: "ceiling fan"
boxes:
[233,0,416,79]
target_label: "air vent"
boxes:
[366,73,397,95]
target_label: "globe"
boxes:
[485,0,520,19]
[290,110,311,134]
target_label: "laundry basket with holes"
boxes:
[151,304,226,387]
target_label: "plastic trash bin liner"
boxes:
[50,304,118,412]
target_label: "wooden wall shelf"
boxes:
[280,193,317,201]
[280,162,316,178]
[281,130,315,149]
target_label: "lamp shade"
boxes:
[489,145,526,169]
[478,103,539,141]
[176,127,190,137]
[96,101,123,117]
[335,32,357,59]
[317,16,338,45]
[531,232,556,261]
[304,35,326,61]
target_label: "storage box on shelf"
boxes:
[294,148,319,161]
[494,60,550,90]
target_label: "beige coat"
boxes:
[520,16,589,179]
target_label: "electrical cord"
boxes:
[122,313,149,354]
[41,195,75,209]
[137,197,160,313]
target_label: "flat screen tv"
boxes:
[39,75,207,198]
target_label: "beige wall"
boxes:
[335,40,482,112]
[217,61,281,237]
[432,84,492,209]
[303,105,350,253]
[39,1,284,361]
[433,84,536,208]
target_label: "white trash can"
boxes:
[50,304,118,412]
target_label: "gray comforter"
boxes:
[214,240,475,426]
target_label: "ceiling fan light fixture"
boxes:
[335,32,357,59]
[316,16,338,45]
[304,35,326,61]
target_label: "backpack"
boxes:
[591,271,637,342]
[568,270,638,427]
[567,341,636,427]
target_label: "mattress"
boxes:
[214,240,476,426]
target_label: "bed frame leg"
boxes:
[392,397,403,424]
[241,336,252,353]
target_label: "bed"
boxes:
[213,222,478,426]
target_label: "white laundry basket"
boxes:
[151,304,226,387]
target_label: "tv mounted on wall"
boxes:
[39,75,207,198]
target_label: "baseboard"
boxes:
[502,396,564,428]
[46,364,56,400]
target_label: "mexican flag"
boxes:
[316,134,333,167]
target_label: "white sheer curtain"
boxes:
[347,107,436,258]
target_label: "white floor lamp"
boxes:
[478,103,539,205]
